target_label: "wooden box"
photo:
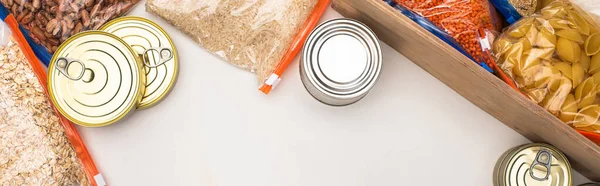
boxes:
[331,0,600,181]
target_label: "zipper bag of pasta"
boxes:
[493,0,600,135]
[0,13,103,186]
[146,0,330,94]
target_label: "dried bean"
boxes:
[1,0,140,52]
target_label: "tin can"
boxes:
[493,143,572,186]
[300,18,382,106]
[48,31,145,127]
[100,16,179,109]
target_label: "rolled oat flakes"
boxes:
[0,40,89,186]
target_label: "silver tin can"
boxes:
[300,18,382,106]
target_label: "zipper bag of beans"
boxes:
[492,0,600,141]
[146,0,330,94]
[0,12,103,186]
[0,0,141,66]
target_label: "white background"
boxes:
[76,1,592,185]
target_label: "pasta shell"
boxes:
[542,6,567,19]
[575,77,597,109]
[515,55,541,78]
[590,54,600,74]
[556,38,581,63]
[585,33,600,56]
[572,62,585,88]
[536,27,557,48]
[556,29,584,44]
[508,24,532,38]
[580,52,591,71]
[554,62,573,80]
[526,88,548,103]
[546,67,563,91]
[542,76,572,115]
[525,48,554,60]
[533,64,557,88]
[573,105,600,127]
[568,10,591,35]
[549,19,572,30]
[493,38,512,55]
[560,94,578,123]
[505,38,532,63]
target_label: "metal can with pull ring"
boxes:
[100,16,179,109]
[48,31,145,127]
[493,143,572,186]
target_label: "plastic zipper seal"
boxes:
[4,14,103,186]
[259,0,331,94]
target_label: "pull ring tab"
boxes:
[530,149,553,181]
[143,47,173,68]
[56,57,85,81]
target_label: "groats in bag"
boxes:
[490,0,540,24]
[0,0,141,65]
[393,0,502,66]
[0,15,102,186]
[493,1,600,134]
[146,0,330,94]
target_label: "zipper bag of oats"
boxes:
[146,0,330,94]
[0,13,103,186]
[0,0,141,66]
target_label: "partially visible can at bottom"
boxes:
[494,143,572,186]
[300,18,382,106]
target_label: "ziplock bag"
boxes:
[146,0,330,94]
[0,0,140,66]
[384,0,519,90]
[393,0,503,67]
[493,0,600,134]
[0,13,102,186]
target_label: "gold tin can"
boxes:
[494,143,572,186]
[100,16,178,109]
[48,31,145,127]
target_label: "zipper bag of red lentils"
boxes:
[384,0,520,90]
[0,12,103,186]
[0,0,141,66]
[146,0,330,94]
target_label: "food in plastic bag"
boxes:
[146,0,329,94]
[0,15,100,185]
[393,0,502,65]
[493,1,600,133]
[0,0,140,63]
[490,0,539,24]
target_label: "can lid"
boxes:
[48,31,145,127]
[497,143,572,186]
[301,18,382,105]
[100,16,179,109]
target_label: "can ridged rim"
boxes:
[100,16,179,110]
[301,18,382,100]
[48,31,145,127]
[493,143,572,186]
